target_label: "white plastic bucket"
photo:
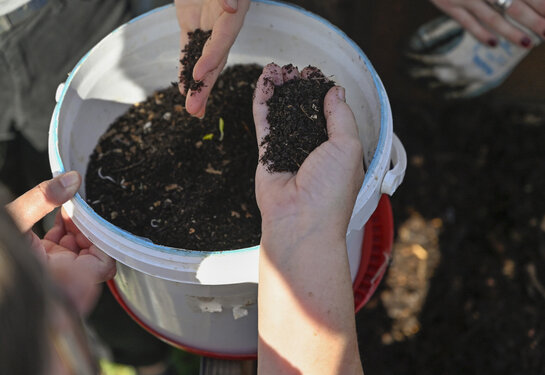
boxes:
[49,1,406,357]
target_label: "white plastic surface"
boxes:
[381,134,407,196]
[55,82,65,103]
[49,1,405,355]
[49,2,402,285]
[114,261,259,354]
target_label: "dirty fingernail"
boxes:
[337,87,346,102]
[60,171,80,188]
[520,36,532,48]
[487,38,498,47]
[226,0,237,10]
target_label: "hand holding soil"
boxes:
[255,64,366,375]
[253,63,365,242]
[175,0,250,117]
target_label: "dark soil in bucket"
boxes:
[85,64,263,250]
[260,65,335,173]
[179,29,211,95]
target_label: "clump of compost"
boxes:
[85,64,263,250]
[179,29,212,95]
[260,65,335,173]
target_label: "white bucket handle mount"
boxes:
[381,133,406,196]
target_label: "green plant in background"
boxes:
[100,349,200,375]
[100,360,136,375]
[171,349,201,375]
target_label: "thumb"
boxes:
[323,86,359,141]
[6,171,81,232]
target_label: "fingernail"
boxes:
[60,171,80,188]
[487,38,498,47]
[226,0,237,10]
[521,36,532,48]
[337,87,346,102]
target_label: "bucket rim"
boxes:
[49,0,391,257]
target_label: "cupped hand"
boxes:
[176,0,250,118]
[430,0,544,47]
[254,65,366,375]
[6,171,116,314]
[253,63,364,244]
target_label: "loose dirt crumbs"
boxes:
[179,29,212,95]
[85,64,263,250]
[260,65,334,173]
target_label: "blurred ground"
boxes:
[356,100,545,375]
[290,1,545,373]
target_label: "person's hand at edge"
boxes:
[6,171,116,314]
[430,0,545,48]
[176,0,250,118]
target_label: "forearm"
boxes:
[258,227,364,375]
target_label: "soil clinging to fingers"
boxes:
[179,29,212,96]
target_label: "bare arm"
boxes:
[253,63,365,375]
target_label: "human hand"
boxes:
[254,64,365,375]
[406,16,535,98]
[6,171,116,314]
[430,0,544,47]
[253,63,364,245]
[175,0,250,118]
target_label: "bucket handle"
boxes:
[55,82,65,103]
[380,133,406,196]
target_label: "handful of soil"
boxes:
[179,28,212,95]
[85,64,263,250]
[260,65,335,173]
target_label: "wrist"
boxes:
[261,216,347,256]
[261,205,349,239]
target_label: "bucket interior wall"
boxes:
[50,2,394,355]
[55,3,383,200]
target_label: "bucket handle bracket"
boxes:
[380,133,406,196]
[55,82,65,103]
